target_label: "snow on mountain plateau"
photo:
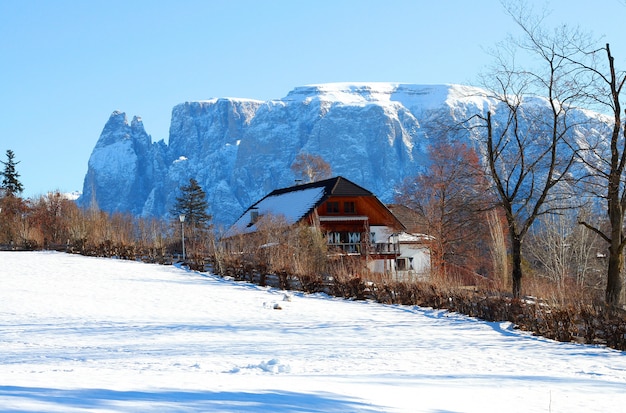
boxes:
[77,83,525,228]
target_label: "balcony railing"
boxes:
[372,242,399,255]
[328,242,362,254]
[327,241,399,256]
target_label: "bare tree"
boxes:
[526,207,601,291]
[487,209,509,288]
[0,193,28,245]
[291,152,332,183]
[395,140,491,277]
[574,43,626,307]
[30,191,78,247]
[475,3,591,298]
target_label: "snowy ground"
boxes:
[1,252,625,412]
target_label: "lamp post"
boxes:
[179,214,186,261]
[391,232,400,280]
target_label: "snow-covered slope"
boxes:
[1,251,625,412]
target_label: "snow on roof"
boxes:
[398,232,434,243]
[228,186,326,235]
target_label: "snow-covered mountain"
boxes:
[82,82,604,228]
[79,83,498,227]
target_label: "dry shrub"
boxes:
[326,254,370,299]
[368,278,625,349]
[9,196,619,350]
[512,302,626,350]
[522,272,604,308]
[215,218,332,291]
[298,274,325,293]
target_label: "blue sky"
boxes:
[1,0,625,198]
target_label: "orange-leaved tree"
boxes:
[396,140,492,278]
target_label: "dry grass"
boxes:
[3,199,624,350]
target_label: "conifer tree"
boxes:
[1,150,24,197]
[170,178,211,227]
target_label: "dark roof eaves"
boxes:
[266,176,338,197]
[333,176,373,196]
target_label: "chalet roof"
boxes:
[267,176,373,198]
[387,204,425,234]
[226,176,384,236]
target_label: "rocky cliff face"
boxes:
[80,111,168,216]
[78,83,503,227]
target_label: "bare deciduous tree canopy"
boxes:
[475,2,592,298]
[291,153,332,183]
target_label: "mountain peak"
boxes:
[79,83,516,226]
[131,115,143,126]
[80,83,482,224]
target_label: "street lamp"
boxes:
[179,214,186,261]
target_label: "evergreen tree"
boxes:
[170,178,211,227]
[1,150,24,197]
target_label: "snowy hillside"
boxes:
[1,251,625,412]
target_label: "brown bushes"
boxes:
[3,195,624,350]
[0,194,213,271]
[214,246,626,350]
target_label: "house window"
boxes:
[327,232,341,245]
[396,258,408,271]
[347,232,361,253]
[327,201,339,214]
[344,201,356,214]
[348,232,361,244]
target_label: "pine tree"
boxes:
[1,150,24,197]
[170,178,211,227]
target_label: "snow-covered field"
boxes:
[1,252,625,412]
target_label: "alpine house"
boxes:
[225,176,430,278]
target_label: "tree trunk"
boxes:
[511,234,523,299]
[606,197,623,307]
[606,246,623,307]
[606,122,624,308]
[604,44,625,308]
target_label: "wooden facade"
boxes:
[309,196,405,258]
[227,176,405,259]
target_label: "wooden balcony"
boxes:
[327,241,399,256]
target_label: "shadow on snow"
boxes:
[0,386,383,413]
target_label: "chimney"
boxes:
[249,207,259,224]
